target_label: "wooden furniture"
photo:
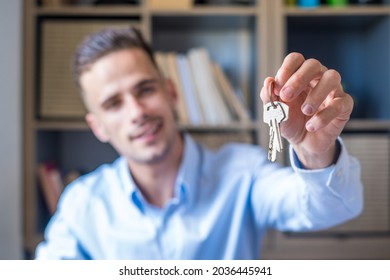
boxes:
[23,0,390,259]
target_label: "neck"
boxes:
[128,133,184,208]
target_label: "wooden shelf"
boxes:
[35,5,142,16]
[345,119,390,131]
[150,5,259,16]
[36,119,390,133]
[179,122,258,132]
[34,4,261,17]
[35,120,258,132]
[35,120,88,131]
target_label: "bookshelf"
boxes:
[262,1,390,259]
[23,0,390,259]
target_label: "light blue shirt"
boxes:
[36,134,363,259]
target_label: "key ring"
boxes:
[268,79,278,108]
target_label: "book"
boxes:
[37,162,64,215]
[188,48,233,125]
[154,51,169,79]
[212,63,251,122]
[155,48,250,125]
[63,170,81,186]
[164,52,189,124]
[176,54,205,125]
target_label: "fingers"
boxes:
[301,69,341,116]
[273,52,345,110]
[259,76,275,104]
[306,94,353,132]
[262,52,354,134]
[274,52,305,95]
[277,54,326,102]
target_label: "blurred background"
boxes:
[0,0,23,259]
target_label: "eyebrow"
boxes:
[133,78,160,91]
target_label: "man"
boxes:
[35,27,363,259]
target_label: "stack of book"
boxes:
[38,162,81,215]
[155,48,251,126]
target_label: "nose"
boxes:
[125,95,146,124]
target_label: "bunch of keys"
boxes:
[263,80,289,162]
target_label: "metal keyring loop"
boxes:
[268,80,278,108]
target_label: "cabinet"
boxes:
[23,0,390,259]
[262,1,390,259]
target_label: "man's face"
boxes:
[80,48,179,165]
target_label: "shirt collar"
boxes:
[117,156,142,209]
[118,133,202,209]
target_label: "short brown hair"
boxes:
[73,27,156,88]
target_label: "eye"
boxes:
[138,85,156,97]
[102,97,122,111]
[133,85,156,98]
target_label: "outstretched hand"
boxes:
[260,53,353,169]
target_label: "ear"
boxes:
[85,113,110,143]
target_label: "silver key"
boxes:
[266,118,275,161]
[264,101,289,162]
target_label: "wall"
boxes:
[0,0,23,259]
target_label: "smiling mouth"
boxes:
[130,120,163,142]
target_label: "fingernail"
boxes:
[306,122,315,132]
[282,87,294,100]
[302,104,314,115]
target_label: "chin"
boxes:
[126,129,178,165]
[132,143,171,165]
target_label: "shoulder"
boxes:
[56,157,123,216]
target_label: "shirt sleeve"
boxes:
[35,181,92,260]
[251,137,363,232]
[35,212,90,260]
